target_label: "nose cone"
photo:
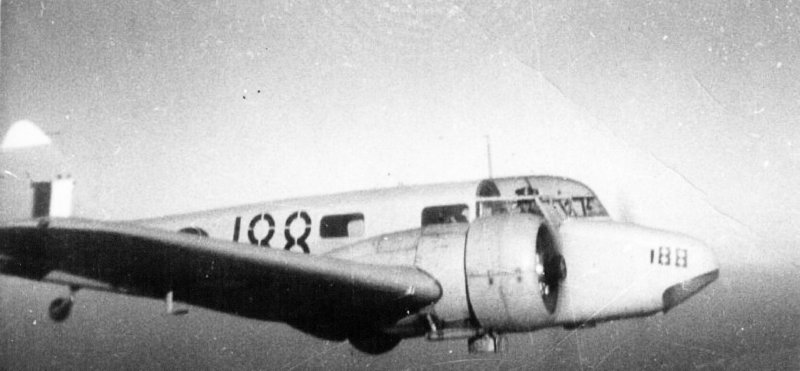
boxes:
[554,220,720,326]
[662,238,719,312]
[663,269,719,311]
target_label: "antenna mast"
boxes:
[485,135,493,179]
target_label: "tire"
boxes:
[348,329,401,355]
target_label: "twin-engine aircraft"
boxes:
[0,121,718,355]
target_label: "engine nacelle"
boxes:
[464,214,565,332]
[414,213,717,343]
[331,214,564,337]
[332,213,718,353]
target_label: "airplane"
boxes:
[0,121,719,355]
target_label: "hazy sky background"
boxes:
[2,1,799,369]
[2,1,797,233]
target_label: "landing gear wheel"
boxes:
[348,329,401,355]
[48,297,73,322]
[468,332,508,354]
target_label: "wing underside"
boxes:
[0,218,442,340]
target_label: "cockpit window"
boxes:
[584,196,607,217]
[476,195,608,220]
[516,198,543,216]
[539,196,608,217]
[481,176,610,220]
[421,204,469,226]
[514,186,542,216]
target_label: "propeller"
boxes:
[535,224,566,313]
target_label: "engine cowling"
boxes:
[333,212,718,352]
[464,214,565,332]
[334,214,566,338]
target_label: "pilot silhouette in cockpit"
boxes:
[515,186,539,214]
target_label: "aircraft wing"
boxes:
[0,218,442,339]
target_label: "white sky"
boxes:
[1,1,798,248]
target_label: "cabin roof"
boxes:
[139,175,601,222]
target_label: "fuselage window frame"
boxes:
[421,204,470,227]
[319,213,365,239]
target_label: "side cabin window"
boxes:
[421,204,469,227]
[320,213,365,238]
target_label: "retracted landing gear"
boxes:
[468,332,507,354]
[165,290,189,316]
[348,327,401,355]
[48,285,78,322]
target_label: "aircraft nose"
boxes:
[661,239,719,312]
[554,220,720,324]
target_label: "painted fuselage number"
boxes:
[233,211,312,253]
[650,246,687,268]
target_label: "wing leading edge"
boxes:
[0,218,442,340]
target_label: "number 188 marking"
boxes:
[650,247,688,268]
